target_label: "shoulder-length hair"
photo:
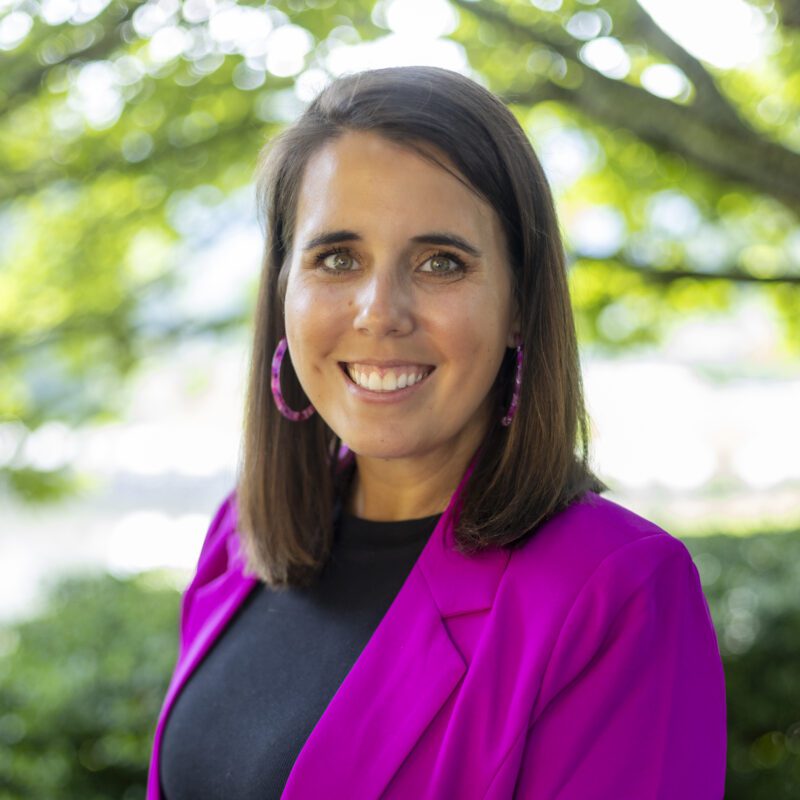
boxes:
[236,65,608,589]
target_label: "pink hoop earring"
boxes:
[271,337,316,422]
[501,338,523,427]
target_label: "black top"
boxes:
[159,508,442,799]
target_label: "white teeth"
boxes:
[345,364,431,392]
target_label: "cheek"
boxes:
[284,277,348,360]
[283,272,314,334]
[429,292,507,369]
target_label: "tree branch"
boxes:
[0,115,265,205]
[776,0,800,27]
[526,76,800,210]
[0,0,147,117]
[571,255,800,285]
[450,0,800,211]
[628,1,746,132]
[0,309,249,359]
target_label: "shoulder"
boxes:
[503,490,696,603]
[496,491,704,671]
[493,491,712,710]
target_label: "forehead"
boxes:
[293,131,503,248]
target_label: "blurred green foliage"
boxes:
[2,4,796,796]
[682,531,800,799]
[1,0,799,499]
[0,529,798,798]
[0,572,180,800]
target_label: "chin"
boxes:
[339,433,427,462]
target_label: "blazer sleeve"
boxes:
[512,537,727,800]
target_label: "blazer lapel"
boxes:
[280,463,511,800]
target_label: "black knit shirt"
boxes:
[159,508,441,799]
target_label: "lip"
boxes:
[338,362,435,402]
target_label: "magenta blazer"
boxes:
[147,469,727,799]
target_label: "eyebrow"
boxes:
[301,229,483,258]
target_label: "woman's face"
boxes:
[283,130,516,462]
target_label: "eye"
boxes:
[315,247,356,273]
[418,251,467,276]
[312,247,467,277]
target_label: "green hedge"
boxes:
[1,529,798,798]
[682,530,800,798]
[0,573,179,800]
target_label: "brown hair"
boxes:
[236,66,608,589]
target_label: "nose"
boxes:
[352,265,414,337]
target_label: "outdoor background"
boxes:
[1,0,799,797]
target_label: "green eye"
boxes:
[419,252,467,275]
[316,248,355,272]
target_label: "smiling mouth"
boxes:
[339,362,435,393]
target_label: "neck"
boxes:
[346,433,484,522]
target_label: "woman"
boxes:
[147,66,726,799]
